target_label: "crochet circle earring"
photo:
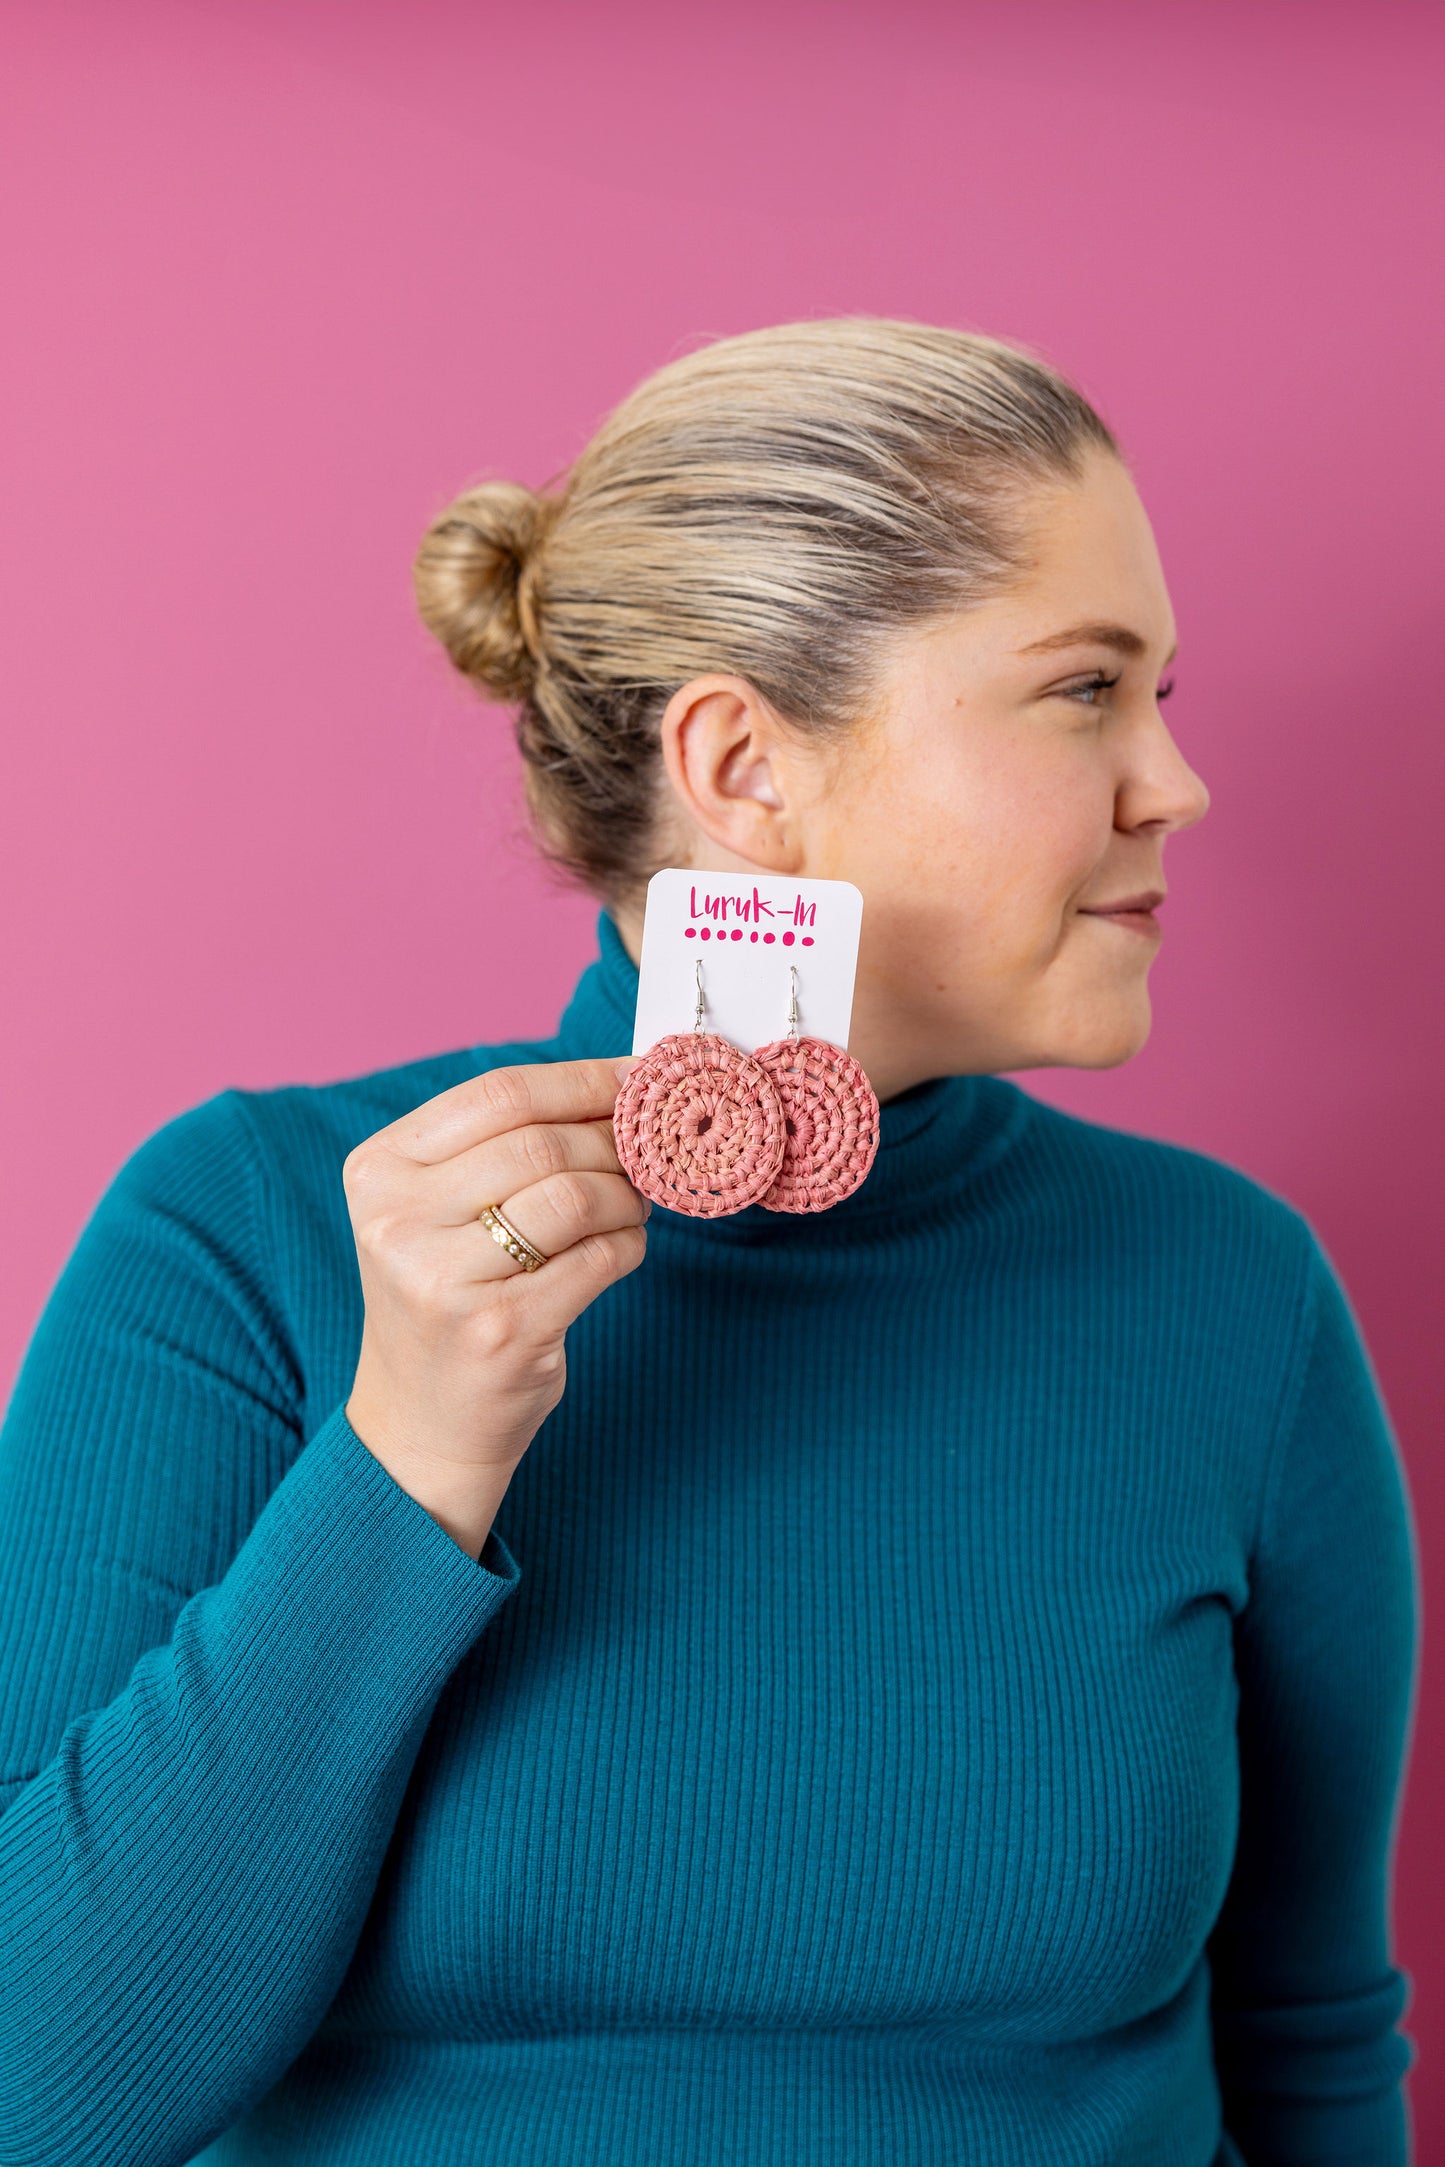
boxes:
[613,955,787,1217]
[754,962,880,1213]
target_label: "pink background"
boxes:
[2,0,1441,2133]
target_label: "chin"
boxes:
[1043,990,1153,1070]
[1085,1011,1152,1068]
[1081,1032,1150,1071]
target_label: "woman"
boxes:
[0,318,1418,2165]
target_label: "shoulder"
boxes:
[108,1033,556,1226]
[1013,1083,1317,1256]
[998,1091,1350,1498]
[230,1043,508,1176]
[1003,1082,1323,1301]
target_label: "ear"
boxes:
[657,674,805,874]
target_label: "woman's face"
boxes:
[644,444,1211,1102]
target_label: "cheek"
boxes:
[823,729,1105,933]
[919,763,1100,911]
[947,788,1109,979]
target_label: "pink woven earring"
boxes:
[754,962,880,1212]
[613,955,787,1217]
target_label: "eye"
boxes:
[1061,671,1121,706]
[1059,670,1177,707]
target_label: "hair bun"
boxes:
[412,480,560,701]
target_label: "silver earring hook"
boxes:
[693,954,705,1032]
[787,961,799,1040]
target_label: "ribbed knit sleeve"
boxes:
[1206,1230,1420,2164]
[0,1092,522,2167]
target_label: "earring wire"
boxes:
[693,955,705,1032]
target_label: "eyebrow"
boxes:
[1017,621,1179,666]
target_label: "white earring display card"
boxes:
[631,870,865,1057]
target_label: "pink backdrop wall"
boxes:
[3,0,1440,2134]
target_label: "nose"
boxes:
[1123,713,1210,836]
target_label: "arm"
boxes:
[1208,1226,1421,2164]
[0,1092,522,2167]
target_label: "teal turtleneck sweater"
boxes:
[0,908,1420,2166]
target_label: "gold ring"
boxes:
[478,1202,550,1272]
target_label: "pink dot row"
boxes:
[684,928,814,944]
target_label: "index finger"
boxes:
[386,1054,641,1166]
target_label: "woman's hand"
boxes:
[342,1054,647,1555]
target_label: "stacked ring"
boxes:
[478,1203,550,1272]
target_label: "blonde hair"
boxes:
[412,315,1121,908]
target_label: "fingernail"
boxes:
[614,1056,641,1083]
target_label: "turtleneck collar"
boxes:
[539,907,1028,1244]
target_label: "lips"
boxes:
[1079,890,1165,915]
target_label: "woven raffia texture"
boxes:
[753,1036,880,1213]
[613,1032,787,1217]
